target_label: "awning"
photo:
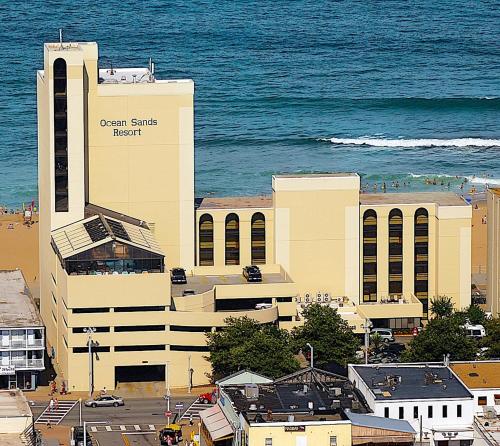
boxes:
[199,404,234,441]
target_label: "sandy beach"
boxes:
[0,213,39,296]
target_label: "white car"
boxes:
[464,323,486,338]
[255,303,272,310]
[370,328,395,343]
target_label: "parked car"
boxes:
[255,302,272,310]
[370,328,395,343]
[159,424,183,445]
[199,390,216,404]
[243,265,262,282]
[464,323,486,338]
[84,395,124,408]
[170,268,187,284]
[70,426,92,446]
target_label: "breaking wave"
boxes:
[327,137,500,148]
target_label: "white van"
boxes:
[464,324,486,338]
[370,328,395,343]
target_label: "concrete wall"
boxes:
[487,190,500,316]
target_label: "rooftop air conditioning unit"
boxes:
[331,387,342,397]
[245,384,259,399]
[484,407,496,419]
[331,400,341,409]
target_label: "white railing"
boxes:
[4,358,44,368]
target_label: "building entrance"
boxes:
[115,365,165,386]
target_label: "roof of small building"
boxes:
[196,196,272,210]
[51,213,163,259]
[351,364,473,401]
[0,270,42,328]
[216,370,273,386]
[0,390,32,418]
[346,410,415,434]
[450,361,500,389]
[360,192,467,206]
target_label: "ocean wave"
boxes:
[409,173,500,185]
[327,137,500,148]
[466,176,500,185]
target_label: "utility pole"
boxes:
[364,319,372,365]
[83,327,96,398]
[166,362,171,427]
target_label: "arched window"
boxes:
[225,213,240,265]
[362,210,377,302]
[53,58,68,212]
[414,208,429,318]
[388,209,403,295]
[199,214,214,266]
[251,213,266,264]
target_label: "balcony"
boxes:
[0,338,44,350]
[357,293,423,319]
[6,358,44,369]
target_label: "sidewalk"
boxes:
[37,424,71,446]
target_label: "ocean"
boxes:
[0,0,499,207]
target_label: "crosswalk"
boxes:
[179,398,214,421]
[89,424,159,433]
[35,400,78,425]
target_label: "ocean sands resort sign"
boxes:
[99,118,158,136]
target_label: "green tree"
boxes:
[205,316,299,382]
[292,304,360,367]
[370,332,383,350]
[465,304,486,325]
[402,316,478,362]
[430,296,454,319]
[481,317,500,358]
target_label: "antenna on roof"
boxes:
[59,28,63,48]
[148,57,155,82]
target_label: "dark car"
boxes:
[71,426,93,446]
[243,265,262,282]
[159,425,183,445]
[170,268,187,284]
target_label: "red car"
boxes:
[199,390,216,404]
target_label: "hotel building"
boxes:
[37,41,472,391]
[487,187,500,317]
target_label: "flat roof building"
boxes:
[0,389,35,445]
[349,363,475,446]
[0,270,45,390]
[37,40,472,392]
[487,187,500,316]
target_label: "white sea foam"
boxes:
[409,173,500,186]
[328,137,500,148]
[466,176,500,185]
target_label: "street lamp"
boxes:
[165,361,171,426]
[306,343,314,369]
[83,327,96,398]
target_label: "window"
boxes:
[251,212,266,264]
[443,405,448,418]
[428,405,433,418]
[330,436,337,446]
[278,316,293,322]
[51,310,57,324]
[478,396,487,406]
[72,307,110,314]
[225,213,240,265]
[170,345,210,352]
[414,208,429,318]
[384,407,389,418]
[199,214,214,266]
[362,209,377,302]
[170,325,212,333]
[73,346,110,353]
[114,325,165,332]
[114,306,165,312]
[114,345,165,352]
[388,209,403,294]
[413,406,419,419]
[276,297,293,302]
[265,439,272,446]
[399,407,404,419]
[53,58,68,212]
[51,291,57,306]
[457,404,462,417]
[72,327,110,333]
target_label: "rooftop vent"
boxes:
[249,403,257,411]
[245,384,259,400]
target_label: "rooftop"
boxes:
[450,361,500,389]
[222,367,368,421]
[274,173,359,179]
[51,213,162,259]
[197,196,272,210]
[0,271,42,328]
[346,410,415,434]
[360,192,467,206]
[351,364,473,400]
[489,187,500,197]
[171,272,292,297]
[0,390,32,418]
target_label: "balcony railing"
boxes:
[4,358,44,369]
[0,338,44,349]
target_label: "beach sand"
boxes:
[0,213,39,296]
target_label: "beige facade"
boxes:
[38,41,472,392]
[487,188,500,316]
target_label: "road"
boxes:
[32,396,197,446]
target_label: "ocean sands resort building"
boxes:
[37,41,472,391]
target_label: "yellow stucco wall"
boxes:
[247,421,352,446]
[487,189,500,316]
